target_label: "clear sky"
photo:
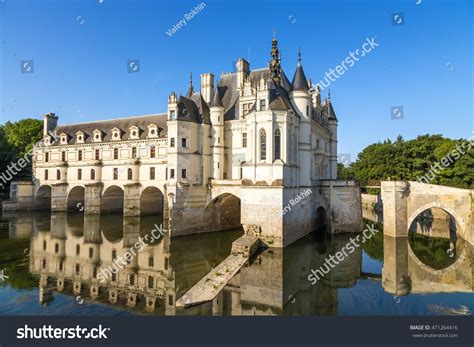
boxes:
[0,0,472,160]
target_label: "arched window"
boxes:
[127,168,133,180]
[260,129,266,161]
[274,129,281,160]
[91,169,95,180]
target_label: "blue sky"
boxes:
[0,0,472,159]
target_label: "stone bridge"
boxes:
[381,181,473,244]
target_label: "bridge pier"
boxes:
[51,183,68,212]
[381,235,411,296]
[124,183,141,217]
[381,181,408,238]
[84,183,102,214]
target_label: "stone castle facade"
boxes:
[3,37,363,247]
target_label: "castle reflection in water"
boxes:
[1,208,473,316]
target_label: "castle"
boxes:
[3,37,363,247]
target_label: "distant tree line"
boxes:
[0,119,43,196]
[338,134,474,189]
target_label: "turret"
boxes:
[327,92,338,179]
[291,48,312,186]
[210,87,225,179]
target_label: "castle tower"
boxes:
[210,86,225,179]
[290,48,312,186]
[327,93,338,180]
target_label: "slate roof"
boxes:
[52,113,168,145]
[291,62,309,92]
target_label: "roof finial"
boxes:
[298,47,301,63]
[190,72,193,85]
[186,72,194,97]
[273,28,276,39]
[328,89,331,100]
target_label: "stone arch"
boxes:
[33,185,52,210]
[101,185,124,214]
[67,186,85,212]
[407,202,466,240]
[140,186,164,216]
[205,193,242,231]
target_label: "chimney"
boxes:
[43,112,58,137]
[236,58,249,88]
[200,73,214,103]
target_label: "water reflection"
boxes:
[0,209,473,316]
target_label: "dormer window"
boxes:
[129,126,141,140]
[60,133,69,145]
[111,127,123,141]
[44,136,52,146]
[76,131,85,144]
[147,124,159,138]
[93,129,103,143]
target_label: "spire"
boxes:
[269,33,282,86]
[291,48,309,92]
[327,92,337,120]
[186,72,194,97]
[210,86,223,108]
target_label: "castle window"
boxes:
[274,129,281,160]
[75,263,80,275]
[76,244,80,255]
[150,129,156,135]
[170,169,175,179]
[148,256,154,267]
[91,169,95,180]
[170,138,175,147]
[260,129,267,161]
[59,261,64,271]
[317,139,320,149]
[218,137,220,144]
[148,276,154,289]
[168,295,173,306]
[61,151,66,161]
[43,240,47,250]
[165,168,168,180]
[56,170,61,180]
[93,129,103,142]
[181,169,187,178]
[45,169,48,180]
[114,148,118,159]
[129,274,135,286]
[150,167,155,180]
[78,169,82,180]
[93,267,97,279]
[78,150,83,161]
[113,168,118,180]
[89,247,93,258]
[164,257,169,270]
[127,168,133,180]
[150,146,156,158]
[132,147,137,158]
[45,152,49,162]
[111,273,116,282]
[260,99,266,111]
[306,106,309,116]
[42,259,47,269]
[112,249,117,260]
[95,149,100,160]
[54,243,59,253]
[170,110,176,120]
[181,138,187,148]
[242,133,247,148]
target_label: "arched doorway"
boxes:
[205,193,242,231]
[33,185,52,210]
[140,187,164,216]
[101,186,124,214]
[67,186,85,212]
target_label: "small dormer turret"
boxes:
[75,131,86,144]
[129,126,141,140]
[93,129,104,142]
[111,127,123,141]
[147,124,159,138]
[59,132,69,145]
